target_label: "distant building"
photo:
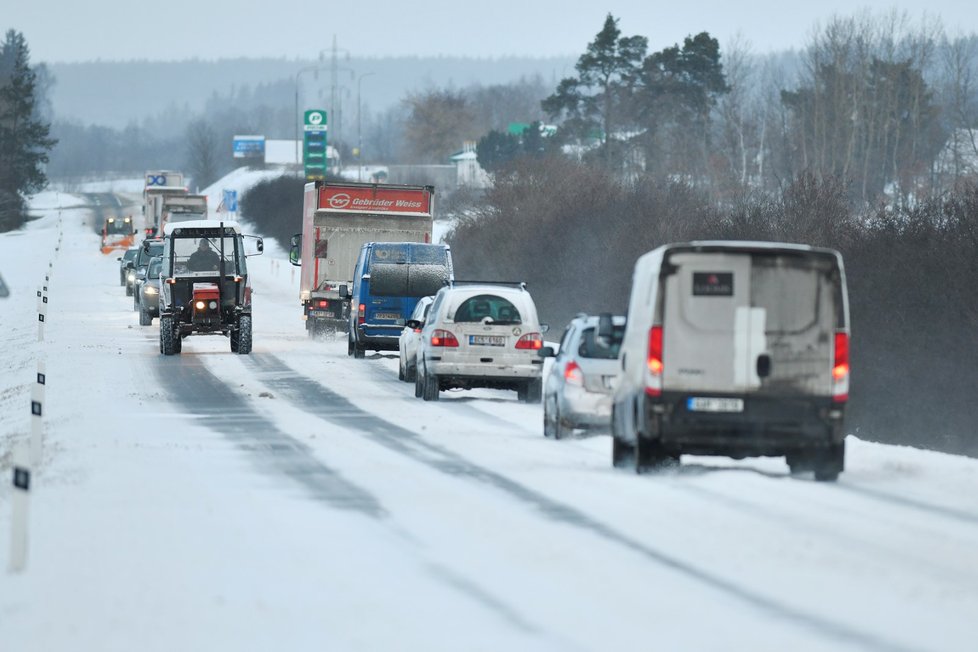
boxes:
[449,141,490,189]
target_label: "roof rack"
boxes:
[446,280,528,290]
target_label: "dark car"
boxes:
[129,238,164,302]
[118,247,139,287]
[136,256,163,326]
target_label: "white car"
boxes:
[398,295,434,382]
[415,283,547,402]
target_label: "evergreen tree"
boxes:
[542,14,647,169]
[0,30,56,231]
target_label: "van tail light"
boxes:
[357,303,365,325]
[832,331,850,403]
[564,360,583,386]
[515,333,543,350]
[645,325,664,397]
[317,300,329,308]
[431,329,459,347]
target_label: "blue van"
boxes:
[347,242,454,358]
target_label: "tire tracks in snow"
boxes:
[245,352,924,652]
[153,353,384,517]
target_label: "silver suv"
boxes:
[414,282,547,402]
[540,314,625,439]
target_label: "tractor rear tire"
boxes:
[160,317,177,356]
[236,315,253,354]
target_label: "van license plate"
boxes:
[375,312,400,321]
[687,397,744,413]
[469,335,505,346]
[309,310,332,317]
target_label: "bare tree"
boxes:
[186,118,219,190]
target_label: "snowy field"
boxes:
[1,175,977,651]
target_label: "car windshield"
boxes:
[137,241,164,266]
[105,219,131,234]
[578,326,624,359]
[172,236,237,275]
[123,249,138,262]
[147,257,162,278]
[453,294,522,324]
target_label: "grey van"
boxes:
[610,241,850,481]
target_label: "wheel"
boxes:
[786,451,815,474]
[405,359,417,383]
[414,366,425,398]
[525,378,543,404]
[553,410,571,440]
[347,336,355,357]
[353,340,365,359]
[160,316,177,356]
[422,370,439,401]
[230,328,239,352]
[119,271,125,286]
[236,315,253,354]
[813,441,845,482]
[635,436,672,474]
[612,436,636,468]
[125,282,133,297]
[133,291,139,311]
[398,356,406,381]
[173,334,182,353]
[139,308,152,326]
[543,399,556,438]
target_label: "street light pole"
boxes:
[357,72,376,182]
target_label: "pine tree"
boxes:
[0,30,57,231]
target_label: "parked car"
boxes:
[118,247,139,286]
[136,255,163,326]
[539,314,625,439]
[414,282,547,402]
[347,242,453,358]
[610,241,850,480]
[398,295,435,382]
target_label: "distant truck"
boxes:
[289,180,436,338]
[143,170,187,236]
[159,194,208,232]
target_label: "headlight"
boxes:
[144,286,158,295]
[208,301,217,309]
[127,273,135,281]
[195,300,206,310]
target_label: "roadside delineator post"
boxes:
[31,361,45,465]
[9,443,31,573]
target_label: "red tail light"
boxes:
[832,331,850,403]
[646,325,664,397]
[357,303,365,325]
[317,300,329,308]
[431,329,459,347]
[515,333,543,350]
[564,360,583,386]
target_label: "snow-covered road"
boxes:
[1,189,976,651]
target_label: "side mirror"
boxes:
[405,319,422,330]
[288,234,300,266]
[125,261,135,269]
[540,323,550,334]
[256,238,264,254]
[597,313,614,340]
[116,257,122,261]
[538,346,556,358]
[338,284,349,299]
[137,268,147,279]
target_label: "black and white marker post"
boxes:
[31,360,46,465]
[9,443,31,573]
[37,283,48,343]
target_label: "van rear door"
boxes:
[662,250,837,397]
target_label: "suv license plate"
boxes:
[375,312,400,321]
[686,397,744,413]
[469,335,505,346]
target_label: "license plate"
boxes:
[374,312,400,321]
[309,310,332,317]
[686,397,744,413]
[469,334,505,346]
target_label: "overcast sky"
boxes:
[5,1,976,63]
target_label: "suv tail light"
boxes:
[645,325,664,397]
[564,360,583,386]
[317,300,329,308]
[431,329,459,347]
[515,333,543,350]
[357,303,365,325]
[832,331,849,403]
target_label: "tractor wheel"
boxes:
[160,317,177,356]
[236,315,253,354]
